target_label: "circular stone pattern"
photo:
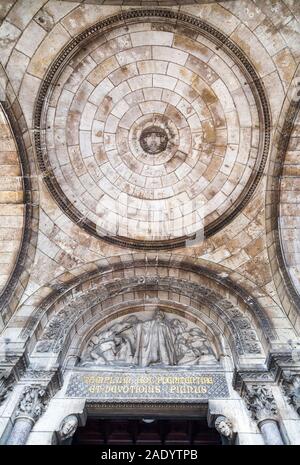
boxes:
[43,19,262,247]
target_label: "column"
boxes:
[6,385,48,445]
[259,419,284,445]
[6,416,35,445]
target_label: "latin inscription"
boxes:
[66,371,229,402]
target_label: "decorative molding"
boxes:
[215,415,234,442]
[233,369,274,392]
[20,257,276,345]
[267,351,300,382]
[244,384,278,423]
[86,401,207,412]
[32,277,263,358]
[0,369,14,406]
[33,9,271,250]
[0,352,29,405]
[21,366,63,396]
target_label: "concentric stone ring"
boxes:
[34,11,270,249]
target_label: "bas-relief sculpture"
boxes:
[80,310,217,368]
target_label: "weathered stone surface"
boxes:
[0,0,299,446]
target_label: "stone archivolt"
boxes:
[19,255,275,353]
[29,270,265,362]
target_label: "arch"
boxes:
[32,280,263,364]
[0,65,39,325]
[265,64,300,334]
[13,254,279,370]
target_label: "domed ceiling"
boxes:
[36,12,269,249]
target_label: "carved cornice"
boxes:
[233,369,274,393]
[233,351,300,401]
[33,8,271,250]
[266,352,300,416]
[21,366,63,396]
[267,351,300,382]
[0,369,14,406]
[0,357,62,408]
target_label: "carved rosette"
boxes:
[15,385,48,423]
[282,373,300,415]
[244,384,278,424]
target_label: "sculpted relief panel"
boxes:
[80,310,217,368]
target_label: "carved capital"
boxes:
[244,384,278,423]
[22,366,62,396]
[282,372,300,415]
[15,385,48,423]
